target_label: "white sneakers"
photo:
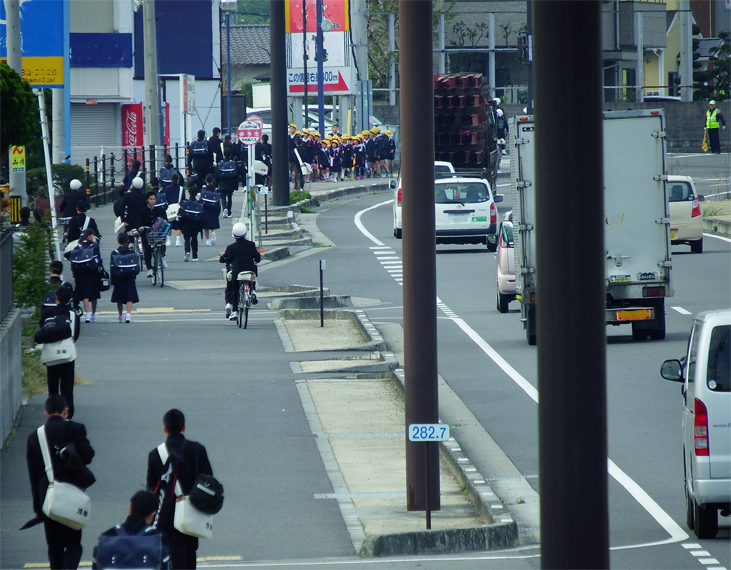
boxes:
[124,313,132,323]
[165,236,171,246]
[162,257,167,268]
[192,257,199,262]
[229,311,238,321]
[211,232,217,245]
[222,209,229,218]
[175,236,183,247]
[147,269,153,278]
[118,314,124,323]
[85,313,91,323]
[184,252,190,262]
[90,313,97,323]
[225,303,232,318]
[206,239,212,247]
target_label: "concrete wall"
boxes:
[0,309,23,446]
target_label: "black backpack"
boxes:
[94,525,165,570]
[68,245,97,271]
[179,199,204,220]
[34,315,72,344]
[159,167,174,184]
[200,189,219,210]
[217,160,237,179]
[188,473,225,515]
[189,140,208,157]
[111,251,141,277]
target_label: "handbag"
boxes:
[40,336,76,366]
[98,267,111,292]
[37,426,91,530]
[113,216,125,234]
[157,444,214,539]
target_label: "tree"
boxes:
[693,32,730,101]
[0,63,37,178]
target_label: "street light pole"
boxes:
[221,0,236,136]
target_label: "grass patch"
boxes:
[22,348,48,396]
[702,202,726,217]
[290,190,312,204]
[300,206,316,214]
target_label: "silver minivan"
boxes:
[661,309,731,539]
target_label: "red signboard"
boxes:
[122,103,144,148]
[286,0,349,32]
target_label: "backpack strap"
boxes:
[82,216,90,232]
[157,442,183,497]
[36,426,55,484]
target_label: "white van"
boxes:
[661,309,731,539]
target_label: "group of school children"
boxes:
[290,125,396,183]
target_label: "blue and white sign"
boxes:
[408,424,450,442]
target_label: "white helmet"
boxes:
[493,97,501,106]
[232,222,247,238]
[131,177,144,189]
[70,179,82,190]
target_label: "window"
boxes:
[435,183,488,204]
[668,182,694,202]
[707,325,730,392]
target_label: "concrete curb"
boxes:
[703,216,731,238]
[289,352,399,375]
[274,309,387,352]
[268,295,352,311]
[286,183,390,212]
[260,247,290,262]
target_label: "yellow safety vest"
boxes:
[706,108,720,129]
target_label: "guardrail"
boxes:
[0,231,13,322]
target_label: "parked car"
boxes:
[391,161,456,239]
[661,309,731,539]
[495,213,516,313]
[668,175,704,254]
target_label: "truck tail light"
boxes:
[642,286,665,297]
[490,202,497,223]
[691,198,701,218]
[397,188,402,205]
[694,398,709,456]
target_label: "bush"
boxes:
[289,190,312,204]
[12,217,53,311]
[26,163,87,200]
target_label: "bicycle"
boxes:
[127,229,144,273]
[236,271,256,329]
[148,223,170,287]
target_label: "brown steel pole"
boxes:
[270,0,289,207]
[534,2,609,568]
[400,0,439,511]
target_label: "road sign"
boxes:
[408,424,450,442]
[237,117,262,146]
[10,146,26,172]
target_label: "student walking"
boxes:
[39,286,80,419]
[26,395,95,570]
[147,409,213,570]
[200,174,221,247]
[188,130,212,191]
[164,174,186,247]
[179,188,203,262]
[65,202,100,243]
[110,233,140,323]
[64,229,101,323]
[216,148,238,218]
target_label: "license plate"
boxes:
[471,216,487,222]
[449,214,466,224]
[670,229,676,239]
[616,309,652,321]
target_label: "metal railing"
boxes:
[78,144,188,207]
[0,231,13,322]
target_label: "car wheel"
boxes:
[526,305,537,345]
[487,241,497,252]
[631,323,648,341]
[395,228,402,239]
[497,292,510,313]
[690,238,703,254]
[693,499,718,539]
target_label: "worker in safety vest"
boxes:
[705,100,726,154]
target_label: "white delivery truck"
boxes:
[511,110,673,345]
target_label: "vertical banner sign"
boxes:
[122,103,144,166]
[0,0,64,87]
[10,146,26,172]
[284,0,354,96]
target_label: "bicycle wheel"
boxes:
[151,248,158,286]
[243,306,249,329]
[237,284,244,328]
[243,284,250,329]
[158,249,165,288]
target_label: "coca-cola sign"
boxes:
[121,103,143,148]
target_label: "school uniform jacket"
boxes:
[220,237,261,276]
[27,416,95,514]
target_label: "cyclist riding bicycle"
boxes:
[219,222,261,321]
[138,191,168,278]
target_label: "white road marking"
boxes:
[705,233,731,243]
[353,201,692,551]
[672,306,692,315]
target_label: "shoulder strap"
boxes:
[36,426,55,483]
[82,216,90,231]
[178,187,184,203]
[158,443,184,497]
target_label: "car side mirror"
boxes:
[660,359,683,382]
[494,194,504,203]
[389,180,396,190]
[697,195,705,201]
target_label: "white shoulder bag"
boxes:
[166,188,184,221]
[158,443,213,539]
[37,426,91,530]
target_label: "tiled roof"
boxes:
[222,25,270,66]
[695,37,725,59]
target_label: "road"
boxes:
[2,153,729,568]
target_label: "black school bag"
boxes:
[34,314,72,344]
[217,160,237,179]
[188,473,225,514]
[111,251,141,277]
[94,525,166,570]
[68,245,97,271]
[179,199,204,220]
[200,189,220,210]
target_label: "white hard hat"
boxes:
[232,222,248,238]
[131,177,144,189]
[493,97,501,106]
[70,179,82,190]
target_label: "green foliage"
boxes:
[12,218,53,311]
[237,0,269,25]
[25,164,86,200]
[289,190,312,204]
[693,33,730,101]
[239,82,254,108]
[0,63,39,178]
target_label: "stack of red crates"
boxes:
[433,73,497,170]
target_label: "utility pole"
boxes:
[143,0,161,146]
[270,0,289,206]
[679,0,693,102]
[5,0,27,206]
